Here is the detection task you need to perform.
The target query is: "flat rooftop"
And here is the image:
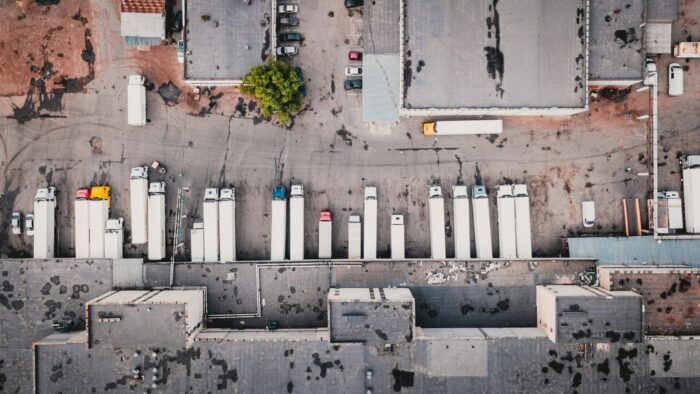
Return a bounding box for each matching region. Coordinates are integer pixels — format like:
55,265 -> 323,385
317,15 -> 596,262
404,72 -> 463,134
402,0 -> 587,114
185,0 -> 271,82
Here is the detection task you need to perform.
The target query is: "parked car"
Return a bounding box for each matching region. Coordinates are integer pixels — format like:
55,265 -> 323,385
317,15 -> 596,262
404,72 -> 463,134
345,66 -> 363,76
345,0 -> 364,8
177,40 -> 185,63
581,201 -> 596,228
276,45 -> 298,56
643,58 -> 656,86
348,51 -> 363,61
278,4 -> 298,13
25,213 -> 34,236
668,63 -> 684,96
344,79 -> 362,90
171,10 -> 183,32
279,16 -> 299,27
11,212 -> 22,235
36,0 -> 60,5
278,32 -> 302,42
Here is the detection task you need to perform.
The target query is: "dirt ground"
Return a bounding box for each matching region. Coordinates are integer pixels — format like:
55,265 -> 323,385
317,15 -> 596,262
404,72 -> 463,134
0,0 -> 94,97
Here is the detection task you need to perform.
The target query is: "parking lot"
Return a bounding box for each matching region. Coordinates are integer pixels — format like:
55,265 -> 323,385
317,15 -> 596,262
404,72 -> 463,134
1,1 -> 700,260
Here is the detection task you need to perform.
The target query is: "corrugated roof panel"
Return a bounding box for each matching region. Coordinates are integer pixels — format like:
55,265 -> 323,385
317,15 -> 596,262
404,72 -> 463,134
121,0 -> 165,14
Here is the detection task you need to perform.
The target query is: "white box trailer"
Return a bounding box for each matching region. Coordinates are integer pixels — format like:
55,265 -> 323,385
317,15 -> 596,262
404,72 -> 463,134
147,182 -> 166,261
74,197 -> 90,258
428,185 -> 446,259
348,215 -> 362,259
363,186 -> 377,259
129,166 -> 149,244
497,185 -> 517,259
190,221 -> 204,262
422,119 -> 503,136
127,75 -> 146,126
666,191 -> 684,230
682,156 -> 700,233
674,42 -> 700,58
513,184 -> 532,258
270,186 -> 287,261
289,185 -> 304,260
203,188 -> 219,262
452,185 -> 471,259
391,214 -> 405,260
471,186 -> 493,259
104,218 -> 124,259
318,211 -> 332,259
88,199 -> 109,258
33,187 -> 56,259
219,188 -> 236,262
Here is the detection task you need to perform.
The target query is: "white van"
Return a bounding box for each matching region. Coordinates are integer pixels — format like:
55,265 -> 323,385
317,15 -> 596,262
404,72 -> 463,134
668,63 -> 684,96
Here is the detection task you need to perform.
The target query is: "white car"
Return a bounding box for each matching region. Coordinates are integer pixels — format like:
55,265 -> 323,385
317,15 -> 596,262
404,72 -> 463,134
25,213 -> 34,236
668,63 -> 684,96
177,40 -> 185,64
345,66 -> 363,76
276,45 -> 298,56
581,201 -> 596,228
11,212 -> 21,235
643,58 -> 656,86
278,4 -> 298,13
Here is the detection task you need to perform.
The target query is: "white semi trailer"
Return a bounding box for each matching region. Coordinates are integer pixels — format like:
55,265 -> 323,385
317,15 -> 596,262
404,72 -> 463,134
363,186 -> 377,259
33,187 -> 56,259
129,166 -> 149,244
428,185 -> 446,259
452,185 -> 471,259
513,184 -> 532,258
203,188 -> 219,262
289,185 -> 304,260
391,214 -> 405,260
190,221 -> 204,262
682,155 -> 700,233
471,185 -> 493,259
88,199 -> 109,258
104,218 -> 124,259
74,189 -> 90,258
219,188 -> 236,262
127,75 -> 146,126
497,185 -> 517,259
348,215 -> 362,259
318,211 -> 332,259
270,186 -> 287,261
147,182 -> 166,261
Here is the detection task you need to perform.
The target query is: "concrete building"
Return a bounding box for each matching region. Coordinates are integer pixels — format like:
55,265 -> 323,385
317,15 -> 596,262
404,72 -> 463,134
536,285 -> 643,343
120,0 -> 166,47
328,287 -> 414,344
646,0 -> 678,54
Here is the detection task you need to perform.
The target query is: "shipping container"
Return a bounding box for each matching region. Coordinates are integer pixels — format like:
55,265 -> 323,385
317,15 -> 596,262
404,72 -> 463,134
203,188 -> 219,262
428,185 -> 446,259
289,185 -> 304,260
497,185 -> 517,258
190,221 -> 204,262
270,186 -> 287,261
471,185 -> 493,259
105,218 -> 124,259
128,75 -> 146,126
513,184 -> 532,258
422,120 -> 503,136
219,188 -> 236,262
88,199 -> 109,258
452,185 -> 470,259
129,166 -> 149,244
348,215 -> 362,259
74,189 -> 90,258
391,214 -> 405,259
318,211 -> 332,259
33,187 -> 56,259
363,186 -> 377,259
147,182 -> 166,261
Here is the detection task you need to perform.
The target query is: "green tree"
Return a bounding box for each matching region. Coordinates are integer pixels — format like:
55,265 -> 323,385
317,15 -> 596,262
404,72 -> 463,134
240,60 -> 304,125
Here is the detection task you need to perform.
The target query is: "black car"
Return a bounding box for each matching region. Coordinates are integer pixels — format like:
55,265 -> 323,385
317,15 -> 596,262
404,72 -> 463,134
279,16 -> 299,27
344,0 -> 364,8
344,79 -> 362,90
36,0 -> 60,4
171,10 -> 183,32
278,32 -> 302,42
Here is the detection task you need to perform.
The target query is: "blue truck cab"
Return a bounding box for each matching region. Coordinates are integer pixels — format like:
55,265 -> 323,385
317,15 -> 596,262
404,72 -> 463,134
272,186 -> 287,200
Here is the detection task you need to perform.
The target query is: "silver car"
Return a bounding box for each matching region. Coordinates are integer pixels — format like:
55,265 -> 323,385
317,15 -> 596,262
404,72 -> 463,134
276,45 -> 298,56
11,212 -> 22,235
278,4 -> 298,13
26,213 -> 34,236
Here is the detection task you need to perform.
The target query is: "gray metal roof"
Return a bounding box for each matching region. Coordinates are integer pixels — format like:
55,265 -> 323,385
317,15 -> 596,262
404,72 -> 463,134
363,0 -> 400,55
567,236 -> 700,266
402,0 -> 587,111
647,0 -> 678,21
362,54 -> 400,122
588,0 -> 645,82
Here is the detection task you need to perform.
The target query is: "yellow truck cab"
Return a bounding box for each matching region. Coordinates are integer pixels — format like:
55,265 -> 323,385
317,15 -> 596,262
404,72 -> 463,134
422,122 -> 437,136
90,186 -> 111,207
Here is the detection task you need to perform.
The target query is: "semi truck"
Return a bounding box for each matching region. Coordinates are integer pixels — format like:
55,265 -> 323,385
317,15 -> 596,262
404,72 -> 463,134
33,187 -> 56,259
513,184 -> 532,258
391,214 -> 405,259
422,120 -> 503,137
219,188 -> 236,262
147,182 -> 166,261
128,75 -> 146,126
318,211 -> 332,259
74,188 -> 90,258
428,185 -> 446,259
452,185 -> 471,259
348,215 -> 362,259
471,185 -> 493,259
673,42 -> 700,58
682,155 -> 700,233
190,221 -> 204,262
363,186 -> 377,259
270,186 -> 287,261
203,188 -> 219,262
104,218 -> 124,259
289,185 -> 304,260
497,185 -> 517,259
129,166 -> 149,244
88,199 -> 109,258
